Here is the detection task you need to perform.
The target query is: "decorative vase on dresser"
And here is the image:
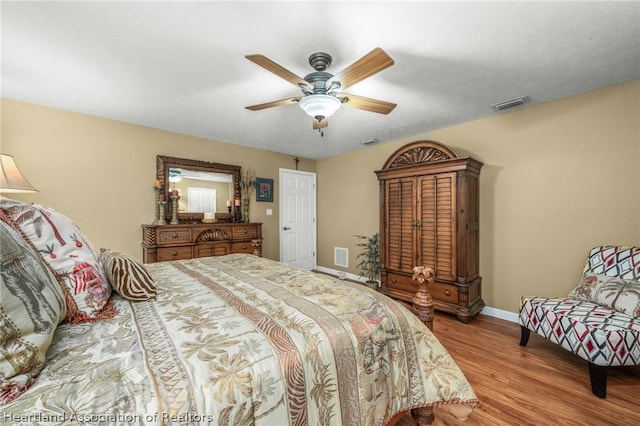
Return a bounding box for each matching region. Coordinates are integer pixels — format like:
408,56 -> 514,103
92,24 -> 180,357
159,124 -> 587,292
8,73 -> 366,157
375,140 -> 484,323
142,222 -> 262,263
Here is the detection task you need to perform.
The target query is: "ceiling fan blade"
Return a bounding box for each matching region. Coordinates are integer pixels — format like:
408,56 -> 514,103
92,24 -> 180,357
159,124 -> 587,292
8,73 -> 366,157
339,94 -> 396,114
246,54 -> 312,89
312,117 -> 328,129
327,47 -> 394,90
245,97 -> 300,111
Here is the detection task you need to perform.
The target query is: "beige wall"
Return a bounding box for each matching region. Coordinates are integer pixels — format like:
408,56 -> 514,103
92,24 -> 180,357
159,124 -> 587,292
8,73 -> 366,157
0,99 -> 316,260
3,79 -> 638,314
317,79 -> 640,313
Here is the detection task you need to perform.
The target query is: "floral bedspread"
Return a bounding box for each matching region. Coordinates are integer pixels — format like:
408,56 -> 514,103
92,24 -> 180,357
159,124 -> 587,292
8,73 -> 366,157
2,254 -> 477,425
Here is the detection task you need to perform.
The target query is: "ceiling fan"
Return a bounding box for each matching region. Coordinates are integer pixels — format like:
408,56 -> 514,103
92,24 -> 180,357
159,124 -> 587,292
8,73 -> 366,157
245,47 -> 396,133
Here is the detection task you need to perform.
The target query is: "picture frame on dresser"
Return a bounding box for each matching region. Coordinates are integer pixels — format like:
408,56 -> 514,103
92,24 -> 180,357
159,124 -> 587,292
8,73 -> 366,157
256,177 -> 273,202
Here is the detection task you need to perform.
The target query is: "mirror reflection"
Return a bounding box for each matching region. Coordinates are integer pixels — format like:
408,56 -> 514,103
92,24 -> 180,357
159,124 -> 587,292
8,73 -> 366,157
169,167 -> 234,213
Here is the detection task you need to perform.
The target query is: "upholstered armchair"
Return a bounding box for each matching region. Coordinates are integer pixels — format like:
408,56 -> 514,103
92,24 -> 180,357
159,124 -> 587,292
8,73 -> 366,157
519,246 -> 640,398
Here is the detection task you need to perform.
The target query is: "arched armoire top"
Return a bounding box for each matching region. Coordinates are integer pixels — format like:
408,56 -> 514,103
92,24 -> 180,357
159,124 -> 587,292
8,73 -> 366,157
381,140 -> 459,170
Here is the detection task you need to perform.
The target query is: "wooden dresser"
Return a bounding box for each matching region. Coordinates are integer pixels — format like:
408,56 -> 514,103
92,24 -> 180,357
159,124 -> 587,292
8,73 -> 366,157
375,140 -> 483,323
142,222 -> 262,263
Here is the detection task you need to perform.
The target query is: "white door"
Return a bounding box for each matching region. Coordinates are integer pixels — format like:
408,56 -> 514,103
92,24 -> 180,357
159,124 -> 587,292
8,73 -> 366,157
279,169 -> 316,270
188,187 -> 216,212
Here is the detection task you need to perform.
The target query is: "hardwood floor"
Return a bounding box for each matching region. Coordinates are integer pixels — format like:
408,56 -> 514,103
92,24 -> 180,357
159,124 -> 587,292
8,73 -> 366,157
397,312 -> 640,426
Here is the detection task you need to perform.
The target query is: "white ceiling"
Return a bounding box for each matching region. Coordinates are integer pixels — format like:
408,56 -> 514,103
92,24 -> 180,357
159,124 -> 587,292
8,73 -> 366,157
2,1 -> 639,160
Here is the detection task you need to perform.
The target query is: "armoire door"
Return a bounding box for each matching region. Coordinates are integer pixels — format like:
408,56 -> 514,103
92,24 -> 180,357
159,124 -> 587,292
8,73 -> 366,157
385,177 -> 417,273
417,173 -> 457,282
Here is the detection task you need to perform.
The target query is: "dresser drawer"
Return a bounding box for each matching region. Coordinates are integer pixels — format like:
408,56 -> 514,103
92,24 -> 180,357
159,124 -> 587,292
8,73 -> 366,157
231,241 -> 255,254
157,246 -> 192,261
194,243 -> 231,258
157,229 -> 192,245
232,225 -> 258,239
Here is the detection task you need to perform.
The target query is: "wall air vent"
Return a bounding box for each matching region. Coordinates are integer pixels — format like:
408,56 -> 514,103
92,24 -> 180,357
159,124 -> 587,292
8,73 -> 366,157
490,95 -> 530,111
334,247 -> 348,267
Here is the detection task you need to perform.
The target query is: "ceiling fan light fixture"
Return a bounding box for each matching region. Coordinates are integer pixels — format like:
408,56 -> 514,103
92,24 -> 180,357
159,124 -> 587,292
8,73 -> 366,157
298,94 -> 342,121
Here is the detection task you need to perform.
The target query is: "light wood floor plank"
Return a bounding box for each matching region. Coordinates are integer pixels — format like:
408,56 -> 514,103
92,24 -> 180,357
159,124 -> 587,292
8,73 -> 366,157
397,313 -> 640,425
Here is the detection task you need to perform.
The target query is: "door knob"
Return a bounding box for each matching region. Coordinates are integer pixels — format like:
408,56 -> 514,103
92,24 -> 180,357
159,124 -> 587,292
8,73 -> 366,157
283,226 -> 291,230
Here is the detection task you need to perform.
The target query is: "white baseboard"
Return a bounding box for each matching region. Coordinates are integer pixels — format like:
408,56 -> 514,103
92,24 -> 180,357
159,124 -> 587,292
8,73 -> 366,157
315,266 -> 379,286
480,306 -> 518,323
316,266 -> 518,322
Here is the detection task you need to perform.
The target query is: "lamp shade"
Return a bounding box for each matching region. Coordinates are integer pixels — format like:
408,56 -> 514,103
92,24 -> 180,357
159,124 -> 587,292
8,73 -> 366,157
298,94 -> 341,120
0,154 -> 38,193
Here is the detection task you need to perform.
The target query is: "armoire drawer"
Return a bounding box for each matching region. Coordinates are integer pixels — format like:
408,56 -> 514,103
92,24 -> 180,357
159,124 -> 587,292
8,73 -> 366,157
384,272 -> 416,294
385,273 -> 459,304
430,282 -> 458,304
157,246 -> 192,261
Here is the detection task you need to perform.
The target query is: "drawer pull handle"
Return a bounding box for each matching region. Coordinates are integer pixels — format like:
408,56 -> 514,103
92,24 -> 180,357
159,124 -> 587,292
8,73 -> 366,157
444,290 -> 451,296
243,230 -> 248,235
171,233 -> 178,238
172,251 -> 177,256
242,245 -> 247,249
391,279 -> 396,283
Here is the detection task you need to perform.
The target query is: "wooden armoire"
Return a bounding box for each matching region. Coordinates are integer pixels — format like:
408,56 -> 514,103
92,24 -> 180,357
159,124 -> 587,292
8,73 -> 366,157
375,140 -> 484,323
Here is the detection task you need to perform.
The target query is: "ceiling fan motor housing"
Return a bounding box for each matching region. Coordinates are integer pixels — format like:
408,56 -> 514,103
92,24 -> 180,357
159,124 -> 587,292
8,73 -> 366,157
304,71 -> 333,94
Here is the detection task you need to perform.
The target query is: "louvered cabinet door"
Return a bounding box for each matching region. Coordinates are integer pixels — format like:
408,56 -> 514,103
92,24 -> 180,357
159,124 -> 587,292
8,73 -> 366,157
385,178 -> 417,273
417,173 -> 456,282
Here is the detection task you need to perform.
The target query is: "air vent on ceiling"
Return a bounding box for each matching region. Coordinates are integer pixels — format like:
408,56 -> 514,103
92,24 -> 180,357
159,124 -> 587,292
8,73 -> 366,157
490,95 -> 530,111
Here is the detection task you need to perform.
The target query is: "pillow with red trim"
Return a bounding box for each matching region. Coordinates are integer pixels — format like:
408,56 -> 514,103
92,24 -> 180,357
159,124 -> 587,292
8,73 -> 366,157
0,198 -> 115,323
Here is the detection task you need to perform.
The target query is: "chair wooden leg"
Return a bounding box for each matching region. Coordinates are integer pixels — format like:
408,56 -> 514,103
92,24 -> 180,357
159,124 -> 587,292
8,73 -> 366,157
587,363 -> 607,398
519,326 -> 530,346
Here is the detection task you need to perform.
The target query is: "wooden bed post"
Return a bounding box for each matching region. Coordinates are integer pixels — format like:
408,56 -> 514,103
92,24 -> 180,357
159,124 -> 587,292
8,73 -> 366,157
412,266 -> 435,331
411,407 -> 435,425
410,266 -> 436,425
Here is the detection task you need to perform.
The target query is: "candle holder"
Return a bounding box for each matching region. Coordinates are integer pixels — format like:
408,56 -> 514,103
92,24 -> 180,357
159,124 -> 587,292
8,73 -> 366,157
157,201 -> 167,225
152,185 -> 162,224
170,195 -> 180,225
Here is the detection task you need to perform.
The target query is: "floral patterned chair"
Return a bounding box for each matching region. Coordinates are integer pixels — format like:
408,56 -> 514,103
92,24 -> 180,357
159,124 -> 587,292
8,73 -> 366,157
519,246 -> 640,398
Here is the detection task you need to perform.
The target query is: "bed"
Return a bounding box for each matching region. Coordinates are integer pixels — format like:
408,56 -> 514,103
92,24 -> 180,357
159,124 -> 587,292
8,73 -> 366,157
0,199 -> 477,425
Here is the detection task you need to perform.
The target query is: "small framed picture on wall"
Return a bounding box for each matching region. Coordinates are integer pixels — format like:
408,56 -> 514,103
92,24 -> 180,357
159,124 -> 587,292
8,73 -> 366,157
256,177 -> 273,202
